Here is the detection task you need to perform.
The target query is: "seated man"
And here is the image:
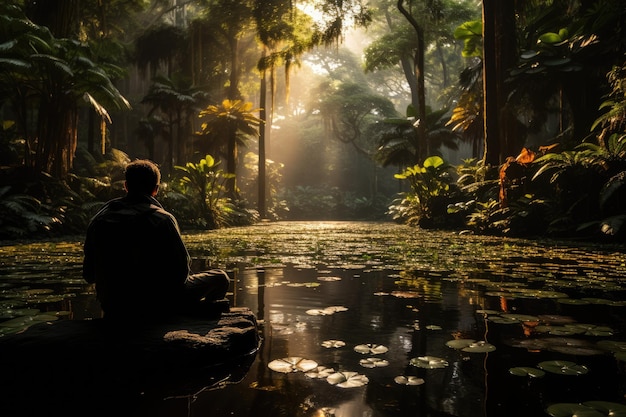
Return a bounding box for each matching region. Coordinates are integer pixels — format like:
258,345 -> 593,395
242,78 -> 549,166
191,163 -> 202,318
82,159 -> 230,321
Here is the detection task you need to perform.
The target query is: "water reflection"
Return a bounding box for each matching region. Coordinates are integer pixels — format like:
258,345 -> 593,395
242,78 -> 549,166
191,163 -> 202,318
1,221 -> 626,417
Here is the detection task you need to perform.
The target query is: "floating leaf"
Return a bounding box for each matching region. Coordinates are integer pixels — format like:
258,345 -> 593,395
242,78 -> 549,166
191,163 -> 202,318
538,315 -> 576,325
354,344 -> 388,355
394,375 -> 425,386
445,339 -> 475,349
268,357 -> 319,373
317,276 -> 341,282
597,340 -> 626,353
551,345 -> 604,356
289,282 -> 320,288
488,316 -> 520,325
326,371 -> 369,388
306,306 -> 348,316
534,325 -> 581,336
32,314 -> 59,322
359,357 -> 389,368
305,366 -> 336,379
584,327 -> 614,337
537,360 -> 589,375
509,367 -> 545,378
321,340 -> 346,348
391,291 -> 420,299
410,356 -> 449,369
462,341 -> 496,353
546,403 -> 604,417
582,401 -> 626,416
0,316 -> 36,328
500,313 -> 540,322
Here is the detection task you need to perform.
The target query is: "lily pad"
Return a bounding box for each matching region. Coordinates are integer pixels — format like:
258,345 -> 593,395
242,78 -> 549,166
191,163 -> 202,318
306,306 -> 348,316
445,339 -> 475,349
317,276 -> 342,282
509,367 -> 545,378
391,291 -> 420,299
597,340 -> 626,353
409,356 -> 449,369
546,403 -> 604,417
488,316 -> 520,325
582,401 -> 626,416
537,360 -> 589,375
321,340 -> 346,349
500,313 -> 540,322
326,371 -> 369,388
287,282 -> 320,288
584,327 -> 614,337
462,341 -> 496,353
354,344 -> 388,355
305,366 -> 336,379
394,375 -> 425,386
534,325 -> 581,336
538,315 -> 576,325
268,357 -> 319,373
359,357 -> 389,368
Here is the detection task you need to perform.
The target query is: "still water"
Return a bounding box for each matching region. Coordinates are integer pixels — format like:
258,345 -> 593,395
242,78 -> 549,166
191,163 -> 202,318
2,221 -> 626,417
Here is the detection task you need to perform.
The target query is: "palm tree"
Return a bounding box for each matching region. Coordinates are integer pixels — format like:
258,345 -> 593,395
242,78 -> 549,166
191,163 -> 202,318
197,99 -> 261,197
0,5 -> 130,179
141,73 -> 209,173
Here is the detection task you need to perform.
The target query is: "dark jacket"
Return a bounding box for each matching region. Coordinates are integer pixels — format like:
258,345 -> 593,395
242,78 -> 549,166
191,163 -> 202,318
83,193 -> 190,319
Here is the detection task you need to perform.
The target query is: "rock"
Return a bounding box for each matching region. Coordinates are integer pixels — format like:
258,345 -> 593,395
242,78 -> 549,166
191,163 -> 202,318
0,307 -> 260,417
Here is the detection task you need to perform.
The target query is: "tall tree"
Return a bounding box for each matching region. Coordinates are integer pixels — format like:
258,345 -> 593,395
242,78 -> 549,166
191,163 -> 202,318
252,0 -> 372,217
197,99 -> 261,197
254,0 -> 314,218
141,73 -> 209,174
481,0 -> 516,166
0,4 -> 130,179
396,0 -> 427,161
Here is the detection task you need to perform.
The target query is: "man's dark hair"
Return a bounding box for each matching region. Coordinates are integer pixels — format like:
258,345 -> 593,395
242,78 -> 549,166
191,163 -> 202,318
125,159 -> 161,195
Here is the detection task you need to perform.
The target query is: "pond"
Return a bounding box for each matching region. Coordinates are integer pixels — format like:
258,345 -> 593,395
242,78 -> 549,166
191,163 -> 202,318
1,221 -> 626,417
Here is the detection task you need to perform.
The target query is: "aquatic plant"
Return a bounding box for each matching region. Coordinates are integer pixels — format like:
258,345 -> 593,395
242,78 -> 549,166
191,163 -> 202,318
268,357 -> 318,373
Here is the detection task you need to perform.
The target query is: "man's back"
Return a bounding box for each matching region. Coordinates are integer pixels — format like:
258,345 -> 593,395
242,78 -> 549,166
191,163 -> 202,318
83,194 -> 190,319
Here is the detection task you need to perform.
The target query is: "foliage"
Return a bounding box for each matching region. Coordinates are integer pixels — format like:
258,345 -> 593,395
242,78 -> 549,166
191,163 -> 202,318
391,155 -> 459,227
196,99 -> 262,197
312,80 -> 399,157
592,60 -> 626,140
172,154 -> 256,229
0,4 -> 130,178
141,73 -> 210,172
375,105 -> 460,168
0,147 -> 129,239
278,185 -> 388,221
239,151 -> 289,221
0,184 -> 61,239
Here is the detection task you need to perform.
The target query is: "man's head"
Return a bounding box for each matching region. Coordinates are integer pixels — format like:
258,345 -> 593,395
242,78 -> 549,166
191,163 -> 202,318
124,159 -> 161,196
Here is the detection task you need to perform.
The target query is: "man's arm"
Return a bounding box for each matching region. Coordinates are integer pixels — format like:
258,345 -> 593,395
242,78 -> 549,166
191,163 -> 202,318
162,213 -> 191,283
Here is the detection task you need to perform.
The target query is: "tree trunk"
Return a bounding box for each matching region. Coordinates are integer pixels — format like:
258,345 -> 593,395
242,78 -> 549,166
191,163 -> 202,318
226,124 -> 238,198
397,0 -> 427,162
482,0 -> 517,166
258,62 -> 267,219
